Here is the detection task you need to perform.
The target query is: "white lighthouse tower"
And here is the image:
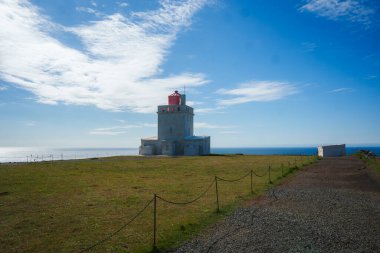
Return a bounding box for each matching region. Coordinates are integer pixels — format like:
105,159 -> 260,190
139,91 -> 210,156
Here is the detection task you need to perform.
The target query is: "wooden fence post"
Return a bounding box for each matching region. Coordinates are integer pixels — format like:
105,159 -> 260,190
250,170 -> 253,193
153,194 -> 157,248
268,165 -> 272,184
215,176 -> 220,212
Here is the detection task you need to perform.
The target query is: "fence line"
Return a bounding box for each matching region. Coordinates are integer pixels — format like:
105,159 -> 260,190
78,197 -> 154,253
251,170 -> 268,177
78,156 -> 316,252
216,171 -> 251,182
156,180 -> 215,205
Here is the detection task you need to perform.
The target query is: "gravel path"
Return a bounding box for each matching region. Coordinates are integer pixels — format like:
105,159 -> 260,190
175,157 -> 380,253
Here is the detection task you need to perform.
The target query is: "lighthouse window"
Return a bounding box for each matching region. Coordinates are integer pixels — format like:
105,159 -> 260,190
169,127 -> 173,135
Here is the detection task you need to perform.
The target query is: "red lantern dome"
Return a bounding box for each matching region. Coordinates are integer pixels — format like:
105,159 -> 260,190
168,90 -> 181,105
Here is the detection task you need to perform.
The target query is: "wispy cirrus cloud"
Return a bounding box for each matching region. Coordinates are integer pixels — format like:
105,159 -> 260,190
301,42 -> 318,52
219,130 -> 239,134
75,6 -> 103,17
329,87 -> 355,93
89,130 -> 128,136
117,2 -> 129,8
0,86 -> 7,91
196,106 -> 225,114
89,122 -> 156,135
194,122 -> 235,129
299,0 -> 375,25
0,0 -> 208,113
216,81 -> 298,106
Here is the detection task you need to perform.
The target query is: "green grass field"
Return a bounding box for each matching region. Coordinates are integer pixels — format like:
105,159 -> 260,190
366,157 -> 380,173
355,151 -> 380,173
0,155 -> 315,253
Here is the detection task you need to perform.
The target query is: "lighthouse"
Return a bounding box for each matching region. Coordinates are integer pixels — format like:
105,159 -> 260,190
139,91 -> 210,156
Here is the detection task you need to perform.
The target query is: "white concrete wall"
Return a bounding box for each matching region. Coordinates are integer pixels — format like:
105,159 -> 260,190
184,137 -> 210,156
318,144 -> 346,157
139,99 -> 210,156
161,140 -> 175,155
139,139 -> 159,155
157,105 -> 194,141
184,143 -> 198,156
139,145 -> 154,155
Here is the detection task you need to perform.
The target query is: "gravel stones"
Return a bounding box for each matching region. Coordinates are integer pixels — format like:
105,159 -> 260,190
175,157 -> 380,253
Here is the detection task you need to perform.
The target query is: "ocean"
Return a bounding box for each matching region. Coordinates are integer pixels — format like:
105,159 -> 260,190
212,147 -> 380,156
0,147 -> 137,163
0,146 -> 379,163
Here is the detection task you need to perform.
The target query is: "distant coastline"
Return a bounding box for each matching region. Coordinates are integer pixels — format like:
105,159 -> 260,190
0,146 -> 379,163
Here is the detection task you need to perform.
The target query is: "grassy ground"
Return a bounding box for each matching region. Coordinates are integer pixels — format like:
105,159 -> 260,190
366,157 -> 380,173
354,152 -> 380,173
0,155 -> 315,253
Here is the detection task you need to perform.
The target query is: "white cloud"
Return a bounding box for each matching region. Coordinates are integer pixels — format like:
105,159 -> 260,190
0,0 -> 208,113
195,107 -> 214,113
194,122 -> 235,129
88,122 -> 155,135
89,130 -> 128,135
0,86 -> 7,91
299,0 -> 375,25
186,100 -> 204,106
329,87 -> 355,93
217,81 -> 298,106
141,123 -> 157,127
196,106 -> 225,114
219,130 -> 239,134
75,6 -> 102,17
118,2 -> 129,8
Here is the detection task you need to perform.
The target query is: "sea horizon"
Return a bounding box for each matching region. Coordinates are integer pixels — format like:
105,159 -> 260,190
0,146 -> 379,163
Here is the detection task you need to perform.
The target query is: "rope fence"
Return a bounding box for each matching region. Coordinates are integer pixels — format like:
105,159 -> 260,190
251,170 -> 268,178
156,180 -> 215,205
77,156 -> 316,252
216,171 -> 251,182
78,197 -> 155,253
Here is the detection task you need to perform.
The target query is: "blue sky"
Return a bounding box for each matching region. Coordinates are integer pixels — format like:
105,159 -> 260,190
0,0 -> 379,148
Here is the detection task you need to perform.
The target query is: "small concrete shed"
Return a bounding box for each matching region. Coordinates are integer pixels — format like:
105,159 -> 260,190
318,144 -> 346,157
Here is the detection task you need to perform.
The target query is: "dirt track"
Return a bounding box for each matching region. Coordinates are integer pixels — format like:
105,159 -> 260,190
175,157 -> 380,252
